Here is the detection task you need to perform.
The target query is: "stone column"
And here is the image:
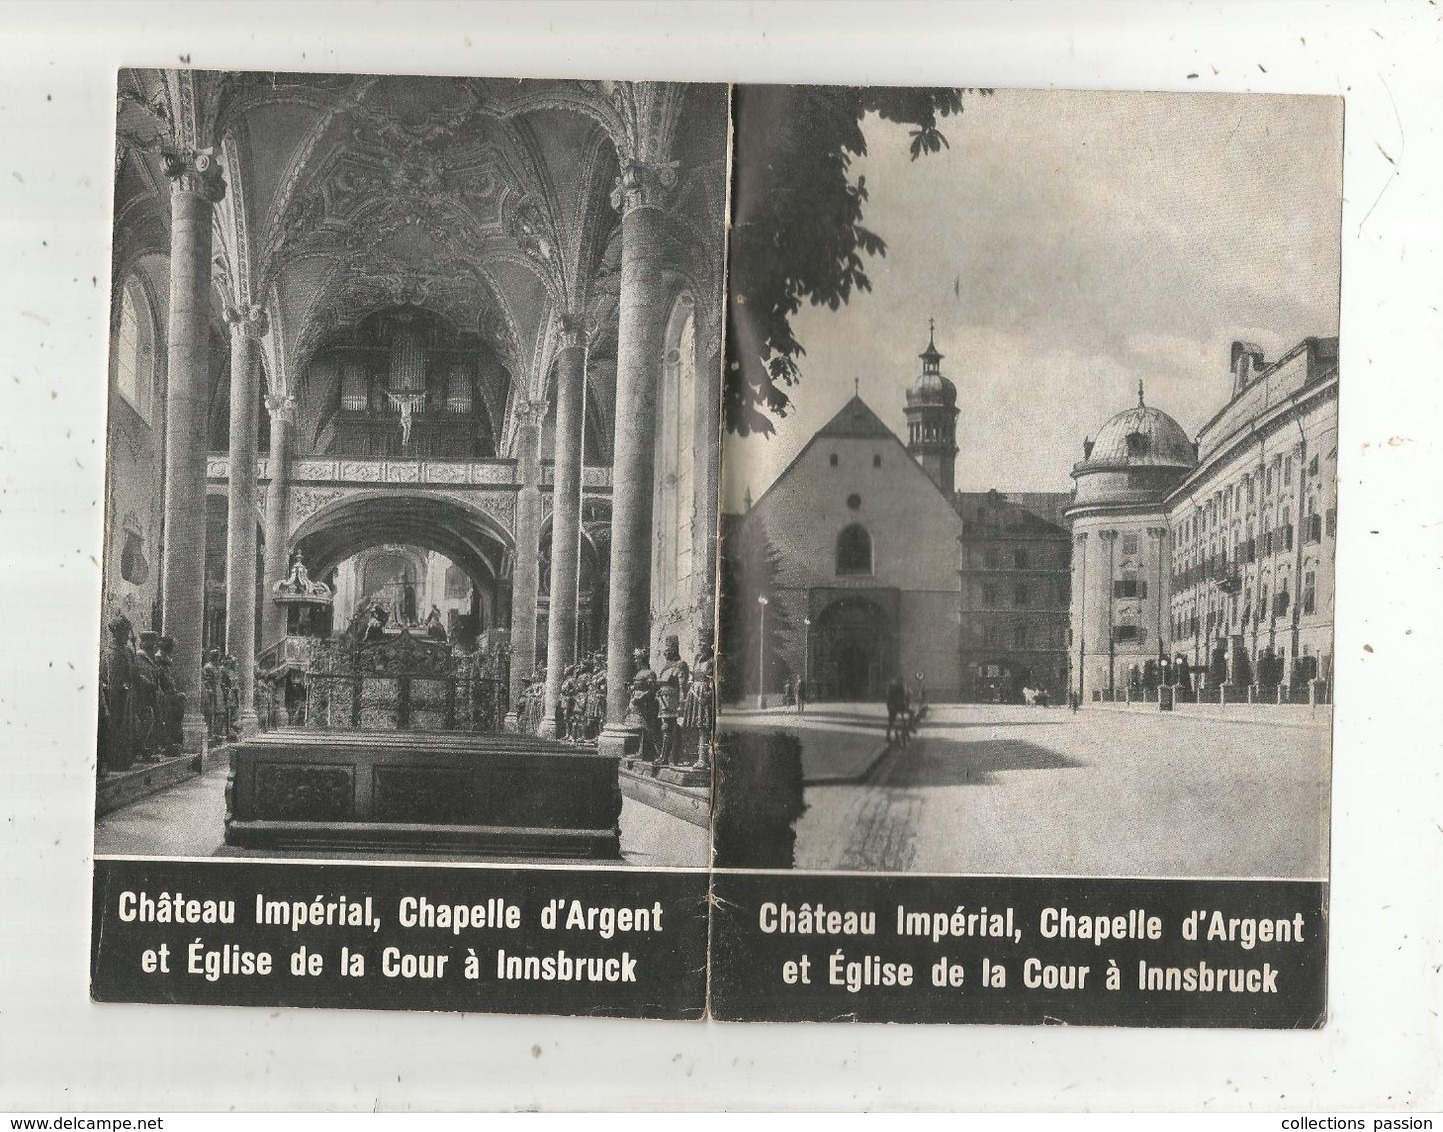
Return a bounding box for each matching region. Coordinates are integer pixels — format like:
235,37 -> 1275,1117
223,305 -> 267,735
1073,531 -> 1088,703
260,393 -> 296,649
540,324 -> 586,737
158,152 -> 225,753
601,160 -> 674,743
1099,529 -> 1117,697
504,398 -> 547,729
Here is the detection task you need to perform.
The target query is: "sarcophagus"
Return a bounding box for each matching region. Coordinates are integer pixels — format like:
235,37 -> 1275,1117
225,730 -> 621,858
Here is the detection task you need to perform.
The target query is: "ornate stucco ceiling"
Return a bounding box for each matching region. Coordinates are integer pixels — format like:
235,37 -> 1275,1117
111,70 -> 728,459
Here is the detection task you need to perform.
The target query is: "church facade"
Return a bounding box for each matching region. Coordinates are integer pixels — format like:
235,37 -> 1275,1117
728,331 -> 1071,704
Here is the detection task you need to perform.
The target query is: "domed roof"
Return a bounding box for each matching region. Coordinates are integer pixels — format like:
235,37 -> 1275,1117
906,323 -> 958,408
1082,383 -> 1196,470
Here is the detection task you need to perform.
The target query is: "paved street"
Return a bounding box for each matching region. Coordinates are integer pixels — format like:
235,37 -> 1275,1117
747,702 -> 1331,878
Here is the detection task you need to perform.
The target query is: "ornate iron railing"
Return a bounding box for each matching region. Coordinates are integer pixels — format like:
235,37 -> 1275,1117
301,631 -> 508,733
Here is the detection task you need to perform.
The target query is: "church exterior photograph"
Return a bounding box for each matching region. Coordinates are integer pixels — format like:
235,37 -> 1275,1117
717,85 -> 1340,883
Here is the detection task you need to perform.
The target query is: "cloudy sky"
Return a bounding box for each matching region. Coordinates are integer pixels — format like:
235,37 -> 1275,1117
721,87 -> 1343,510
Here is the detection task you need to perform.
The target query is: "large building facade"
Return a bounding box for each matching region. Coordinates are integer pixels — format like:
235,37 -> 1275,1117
956,491 -> 1071,703
104,70 -> 728,748
1067,337 -> 1339,700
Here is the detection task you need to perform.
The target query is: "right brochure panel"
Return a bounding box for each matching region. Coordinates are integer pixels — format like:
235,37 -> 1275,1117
709,85 -> 1342,1026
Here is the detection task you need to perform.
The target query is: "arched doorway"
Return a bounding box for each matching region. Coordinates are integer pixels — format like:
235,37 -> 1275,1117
288,492 -> 513,649
812,596 -> 894,702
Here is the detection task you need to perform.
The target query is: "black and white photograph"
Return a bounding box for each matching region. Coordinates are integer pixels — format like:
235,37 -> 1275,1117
4,0 -> 1440,1111
708,84 -> 1340,1025
95,69 -> 726,864
717,85 -> 1339,881
88,68 -> 727,1018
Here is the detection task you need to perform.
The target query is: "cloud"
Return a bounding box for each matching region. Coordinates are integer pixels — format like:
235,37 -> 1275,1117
723,87 -> 1342,506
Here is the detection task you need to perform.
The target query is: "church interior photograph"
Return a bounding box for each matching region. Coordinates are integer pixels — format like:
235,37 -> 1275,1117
96,70 -> 727,864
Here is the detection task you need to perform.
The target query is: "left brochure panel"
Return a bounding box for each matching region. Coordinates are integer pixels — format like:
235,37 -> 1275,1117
91,69 -> 727,1018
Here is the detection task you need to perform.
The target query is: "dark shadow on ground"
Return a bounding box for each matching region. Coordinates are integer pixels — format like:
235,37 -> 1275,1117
884,737 -> 1085,787
720,711 -> 888,730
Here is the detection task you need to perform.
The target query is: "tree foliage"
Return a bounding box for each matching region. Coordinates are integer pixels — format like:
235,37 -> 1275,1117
724,84 -> 976,437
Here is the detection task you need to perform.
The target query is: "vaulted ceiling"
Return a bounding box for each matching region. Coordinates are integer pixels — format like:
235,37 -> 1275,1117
112,70 -> 728,459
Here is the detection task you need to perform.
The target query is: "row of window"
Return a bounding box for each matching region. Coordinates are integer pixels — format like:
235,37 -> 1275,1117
979,581 -> 1068,608
1170,571 -> 1321,639
1176,452 -> 1328,548
975,547 -> 1064,571
828,453 -> 884,468
974,623 -> 1066,650
1174,513 -> 1333,587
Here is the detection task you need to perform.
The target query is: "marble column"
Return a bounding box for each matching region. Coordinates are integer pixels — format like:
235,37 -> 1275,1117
602,160 -> 673,739
158,152 -> 225,753
260,393 -> 295,649
223,305 -> 267,735
540,324 -> 586,737
505,398 -> 547,729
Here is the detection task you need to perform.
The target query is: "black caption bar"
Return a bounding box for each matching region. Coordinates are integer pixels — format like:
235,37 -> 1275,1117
91,860 -> 709,1019
709,872 -> 1327,1027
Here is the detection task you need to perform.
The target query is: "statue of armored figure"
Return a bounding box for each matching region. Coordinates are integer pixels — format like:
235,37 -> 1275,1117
523,667 -> 546,734
99,614 -> 135,773
655,635 -> 690,766
156,635 -> 184,755
625,647 -> 660,761
586,653 -> 607,741
131,631 -> 161,763
202,649 -> 224,742
682,635 -> 715,770
558,664 -> 579,741
568,664 -> 591,743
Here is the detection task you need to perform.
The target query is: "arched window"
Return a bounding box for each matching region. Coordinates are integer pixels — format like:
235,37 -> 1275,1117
653,297 -> 698,607
114,277 -> 153,420
836,524 -> 873,576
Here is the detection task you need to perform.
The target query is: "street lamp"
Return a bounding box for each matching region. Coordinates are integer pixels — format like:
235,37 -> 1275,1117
757,595 -> 769,710
802,616 -> 812,707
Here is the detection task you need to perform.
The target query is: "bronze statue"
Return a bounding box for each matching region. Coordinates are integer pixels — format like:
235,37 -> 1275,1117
586,653 -> 607,740
156,635 -> 183,754
131,631 -> 161,762
625,647 -> 659,760
202,648 -> 224,742
655,635 -> 690,766
98,614 -> 135,772
683,636 -> 715,769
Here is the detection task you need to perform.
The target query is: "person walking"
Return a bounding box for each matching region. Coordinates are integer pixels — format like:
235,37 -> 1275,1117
885,675 -> 910,747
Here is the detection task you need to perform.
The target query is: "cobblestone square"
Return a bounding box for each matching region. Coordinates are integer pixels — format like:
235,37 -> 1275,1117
753,703 -> 1331,878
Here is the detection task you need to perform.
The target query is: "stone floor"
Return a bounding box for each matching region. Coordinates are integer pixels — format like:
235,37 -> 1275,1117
94,760 -> 710,867
773,702 -> 1331,878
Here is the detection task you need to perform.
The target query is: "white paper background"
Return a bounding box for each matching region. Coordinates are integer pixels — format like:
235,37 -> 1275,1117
0,0 -> 1438,1112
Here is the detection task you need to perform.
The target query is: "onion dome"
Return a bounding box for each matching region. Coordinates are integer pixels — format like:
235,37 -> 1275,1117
906,320 -> 958,408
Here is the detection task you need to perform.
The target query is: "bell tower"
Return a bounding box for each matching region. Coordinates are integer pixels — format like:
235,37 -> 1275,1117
905,320 -> 960,495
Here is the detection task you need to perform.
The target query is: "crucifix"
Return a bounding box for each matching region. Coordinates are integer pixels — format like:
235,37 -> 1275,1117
385,391 -> 427,446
